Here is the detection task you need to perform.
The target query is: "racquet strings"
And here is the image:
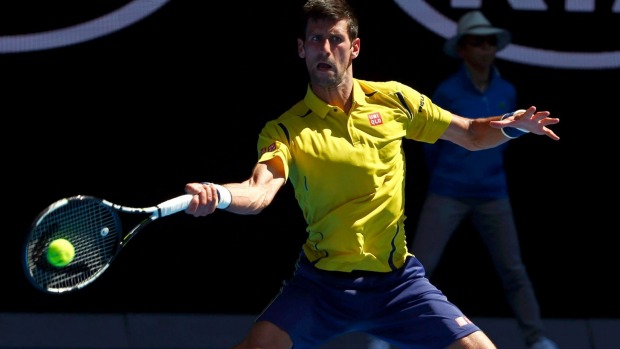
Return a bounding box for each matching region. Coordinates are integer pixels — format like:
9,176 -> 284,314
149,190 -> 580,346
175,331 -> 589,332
24,196 -> 122,293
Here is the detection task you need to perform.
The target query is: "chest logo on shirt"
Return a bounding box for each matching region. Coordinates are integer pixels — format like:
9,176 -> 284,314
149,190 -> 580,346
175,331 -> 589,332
368,112 -> 383,126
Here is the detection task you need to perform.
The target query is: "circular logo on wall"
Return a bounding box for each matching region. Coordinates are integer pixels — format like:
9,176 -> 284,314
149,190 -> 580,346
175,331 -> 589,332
0,0 -> 170,54
393,0 -> 620,70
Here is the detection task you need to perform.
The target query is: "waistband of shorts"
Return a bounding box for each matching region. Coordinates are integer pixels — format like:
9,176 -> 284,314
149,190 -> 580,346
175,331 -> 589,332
300,254 -> 404,279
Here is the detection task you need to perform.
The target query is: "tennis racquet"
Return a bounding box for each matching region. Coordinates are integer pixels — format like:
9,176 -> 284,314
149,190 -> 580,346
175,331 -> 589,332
22,194 -> 193,294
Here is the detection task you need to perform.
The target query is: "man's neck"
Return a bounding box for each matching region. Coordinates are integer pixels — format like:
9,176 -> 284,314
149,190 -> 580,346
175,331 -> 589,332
311,72 -> 355,113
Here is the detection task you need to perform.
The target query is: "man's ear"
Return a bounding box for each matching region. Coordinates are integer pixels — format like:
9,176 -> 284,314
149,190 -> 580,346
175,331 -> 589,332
298,39 -> 305,58
351,37 -> 360,59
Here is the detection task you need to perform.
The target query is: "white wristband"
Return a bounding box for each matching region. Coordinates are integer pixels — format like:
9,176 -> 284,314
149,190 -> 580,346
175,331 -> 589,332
202,182 -> 232,209
500,111 -> 530,139
212,184 -> 232,209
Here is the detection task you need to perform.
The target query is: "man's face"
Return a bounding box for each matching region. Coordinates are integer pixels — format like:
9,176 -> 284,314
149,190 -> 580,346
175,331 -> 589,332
458,34 -> 498,68
298,18 -> 359,88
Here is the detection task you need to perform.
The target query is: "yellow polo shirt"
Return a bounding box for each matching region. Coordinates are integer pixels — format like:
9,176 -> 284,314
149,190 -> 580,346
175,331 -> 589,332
257,79 -> 451,273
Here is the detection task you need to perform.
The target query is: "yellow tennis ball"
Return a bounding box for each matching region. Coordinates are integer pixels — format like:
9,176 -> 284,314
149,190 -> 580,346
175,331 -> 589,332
47,238 -> 75,267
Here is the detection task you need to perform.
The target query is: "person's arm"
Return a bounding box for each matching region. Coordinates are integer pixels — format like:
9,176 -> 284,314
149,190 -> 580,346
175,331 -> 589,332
441,105 -> 560,150
183,157 -> 286,217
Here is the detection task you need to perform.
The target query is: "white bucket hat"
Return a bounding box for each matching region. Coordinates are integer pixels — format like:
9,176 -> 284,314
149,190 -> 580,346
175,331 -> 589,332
443,11 -> 511,58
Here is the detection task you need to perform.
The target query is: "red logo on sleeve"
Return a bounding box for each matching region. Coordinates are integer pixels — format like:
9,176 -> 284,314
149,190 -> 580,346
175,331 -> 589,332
368,113 -> 383,126
261,142 -> 277,154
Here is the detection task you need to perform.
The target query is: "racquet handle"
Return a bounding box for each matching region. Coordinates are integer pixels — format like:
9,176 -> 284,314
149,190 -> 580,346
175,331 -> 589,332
155,194 -> 193,217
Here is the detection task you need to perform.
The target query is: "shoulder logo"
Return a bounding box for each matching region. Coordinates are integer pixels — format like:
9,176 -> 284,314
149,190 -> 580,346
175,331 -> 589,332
261,142 -> 277,154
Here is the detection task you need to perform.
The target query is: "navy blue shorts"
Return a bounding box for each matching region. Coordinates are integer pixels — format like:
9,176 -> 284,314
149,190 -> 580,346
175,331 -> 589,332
257,254 -> 480,349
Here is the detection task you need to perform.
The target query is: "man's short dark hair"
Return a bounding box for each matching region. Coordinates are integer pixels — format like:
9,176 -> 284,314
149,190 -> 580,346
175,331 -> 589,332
299,0 -> 359,41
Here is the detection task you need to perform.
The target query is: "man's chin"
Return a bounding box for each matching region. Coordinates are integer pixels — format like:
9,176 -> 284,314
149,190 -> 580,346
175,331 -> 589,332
311,75 -> 340,88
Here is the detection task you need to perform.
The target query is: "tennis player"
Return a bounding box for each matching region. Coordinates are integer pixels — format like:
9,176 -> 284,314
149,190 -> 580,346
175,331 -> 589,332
184,0 -> 560,348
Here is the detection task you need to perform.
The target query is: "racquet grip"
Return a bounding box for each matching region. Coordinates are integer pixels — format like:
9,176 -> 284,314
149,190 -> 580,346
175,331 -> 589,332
156,194 -> 193,217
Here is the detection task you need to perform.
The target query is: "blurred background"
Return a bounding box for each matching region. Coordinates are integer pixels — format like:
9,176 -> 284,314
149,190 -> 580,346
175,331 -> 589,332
3,0 -> 619,323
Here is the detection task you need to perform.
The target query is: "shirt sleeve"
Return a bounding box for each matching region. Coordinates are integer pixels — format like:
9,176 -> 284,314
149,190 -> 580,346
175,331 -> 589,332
398,83 -> 452,143
257,120 -> 291,181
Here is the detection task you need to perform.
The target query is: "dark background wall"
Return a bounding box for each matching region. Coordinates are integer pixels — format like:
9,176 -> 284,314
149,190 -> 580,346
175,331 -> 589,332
4,1 -> 619,320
